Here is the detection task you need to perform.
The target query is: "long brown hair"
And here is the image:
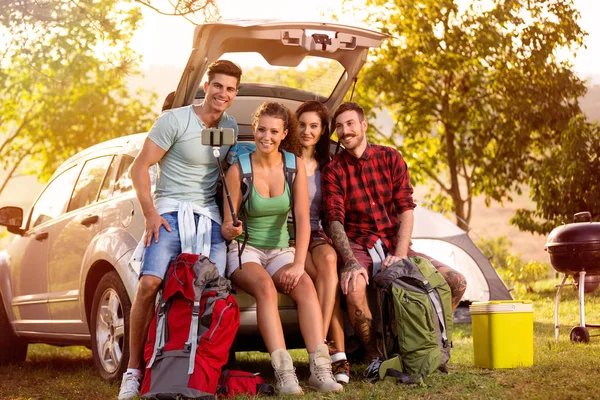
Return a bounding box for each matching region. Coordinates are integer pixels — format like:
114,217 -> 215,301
252,102 -> 302,156
295,101 -> 331,170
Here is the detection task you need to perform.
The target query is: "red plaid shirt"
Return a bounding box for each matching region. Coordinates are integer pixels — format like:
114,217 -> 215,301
322,143 -> 416,252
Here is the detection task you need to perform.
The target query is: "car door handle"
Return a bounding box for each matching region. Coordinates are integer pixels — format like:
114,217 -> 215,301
80,215 -> 99,226
35,232 -> 49,241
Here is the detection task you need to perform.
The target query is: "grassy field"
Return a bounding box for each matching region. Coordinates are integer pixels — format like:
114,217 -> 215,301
1,279 -> 599,400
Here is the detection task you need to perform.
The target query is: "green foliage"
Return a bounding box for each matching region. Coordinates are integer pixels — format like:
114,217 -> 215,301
0,0 -> 156,185
477,235 -> 549,294
350,0 -> 587,230
511,115 -> 600,234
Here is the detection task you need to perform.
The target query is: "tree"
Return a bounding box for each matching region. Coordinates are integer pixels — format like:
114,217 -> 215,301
134,0 -> 219,23
511,116 -> 600,234
352,0 -> 587,230
0,0 -> 156,190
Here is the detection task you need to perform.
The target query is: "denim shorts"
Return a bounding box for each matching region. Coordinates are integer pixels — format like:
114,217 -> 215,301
140,212 -> 226,279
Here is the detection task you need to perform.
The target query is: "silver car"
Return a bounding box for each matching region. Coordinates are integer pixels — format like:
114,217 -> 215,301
0,20 -> 387,380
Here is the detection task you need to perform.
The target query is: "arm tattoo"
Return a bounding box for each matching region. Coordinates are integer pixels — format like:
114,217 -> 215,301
395,220 -> 402,252
327,221 -> 356,266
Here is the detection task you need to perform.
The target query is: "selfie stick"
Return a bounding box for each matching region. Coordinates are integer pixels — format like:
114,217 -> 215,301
213,147 -> 241,227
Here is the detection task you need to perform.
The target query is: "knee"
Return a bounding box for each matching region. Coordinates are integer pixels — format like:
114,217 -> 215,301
296,273 -> 317,292
441,267 -> 467,298
323,252 -> 337,268
137,276 -> 162,300
291,274 -> 318,300
316,253 -> 338,281
254,278 -> 278,302
345,282 -> 367,307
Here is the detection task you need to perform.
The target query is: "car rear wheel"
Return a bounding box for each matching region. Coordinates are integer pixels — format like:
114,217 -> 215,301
0,294 -> 28,364
90,271 -> 131,380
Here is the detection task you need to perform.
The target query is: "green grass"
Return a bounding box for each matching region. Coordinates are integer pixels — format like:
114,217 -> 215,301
2,278 -> 600,399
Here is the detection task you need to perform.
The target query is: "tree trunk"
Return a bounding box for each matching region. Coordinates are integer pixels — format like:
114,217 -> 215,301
441,72 -> 468,231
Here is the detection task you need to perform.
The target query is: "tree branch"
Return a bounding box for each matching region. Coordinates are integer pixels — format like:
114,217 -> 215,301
0,104 -> 37,154
134,0 -> 218,17
0,147 -> 33,197
422,165 -> 452,195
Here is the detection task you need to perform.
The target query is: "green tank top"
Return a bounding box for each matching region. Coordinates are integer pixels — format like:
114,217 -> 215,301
237,181 -> 291,249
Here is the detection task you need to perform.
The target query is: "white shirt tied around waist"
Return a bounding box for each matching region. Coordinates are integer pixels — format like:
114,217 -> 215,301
129,198 -> 213,271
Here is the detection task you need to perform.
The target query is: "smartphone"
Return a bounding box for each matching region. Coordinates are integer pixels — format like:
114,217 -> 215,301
201,128 -> 235,146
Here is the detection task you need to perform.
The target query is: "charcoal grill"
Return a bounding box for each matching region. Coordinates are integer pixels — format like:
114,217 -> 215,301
546,211 -> 600,344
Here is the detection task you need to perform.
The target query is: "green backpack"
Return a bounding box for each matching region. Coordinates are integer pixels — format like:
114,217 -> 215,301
373,255 -> 453,379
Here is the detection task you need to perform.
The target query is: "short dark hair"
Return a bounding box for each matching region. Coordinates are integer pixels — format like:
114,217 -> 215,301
295,101 -> 331,169
332,102 -> 365,124
207,60 -> 242,87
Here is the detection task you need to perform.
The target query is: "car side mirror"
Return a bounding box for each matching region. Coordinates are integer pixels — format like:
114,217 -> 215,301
0,206 -> 24,235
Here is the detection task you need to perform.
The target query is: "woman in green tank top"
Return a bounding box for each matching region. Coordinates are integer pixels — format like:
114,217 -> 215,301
221,102 -> 342,394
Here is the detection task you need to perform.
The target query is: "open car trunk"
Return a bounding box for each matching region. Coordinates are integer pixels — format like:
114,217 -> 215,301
171,20 -> 389,140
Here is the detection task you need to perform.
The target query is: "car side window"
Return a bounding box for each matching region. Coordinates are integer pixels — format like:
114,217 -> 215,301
113,155 -> 135,195
67,156 -> 113,213
98,156 -> 117,201
30,166 -> 79,228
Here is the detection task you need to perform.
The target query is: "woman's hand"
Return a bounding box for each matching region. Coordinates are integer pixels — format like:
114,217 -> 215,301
279,262 -> 304,293
221,220 -> 243,241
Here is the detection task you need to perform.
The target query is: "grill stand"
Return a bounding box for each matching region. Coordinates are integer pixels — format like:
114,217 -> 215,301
554,271 -> 600,344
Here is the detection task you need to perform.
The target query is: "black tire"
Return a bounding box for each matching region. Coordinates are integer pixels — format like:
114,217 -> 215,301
570,326 -> 591,344
0,293 -> 28,364
90,271 -> 131,380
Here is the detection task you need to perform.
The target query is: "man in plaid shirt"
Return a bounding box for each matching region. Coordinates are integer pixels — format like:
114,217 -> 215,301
322,102 -> 467,379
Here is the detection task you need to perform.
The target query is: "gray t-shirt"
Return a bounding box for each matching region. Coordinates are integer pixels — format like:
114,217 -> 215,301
147,105 -> 238,223
307,170 -> 322,231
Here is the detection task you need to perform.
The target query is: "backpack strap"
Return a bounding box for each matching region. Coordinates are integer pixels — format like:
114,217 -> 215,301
281,150 -> 297,240
236,153 -> 253,268
423,280 -> 449,346
183,300 -> 201,374
147,291 -> 168,369
238,153 -> 254,213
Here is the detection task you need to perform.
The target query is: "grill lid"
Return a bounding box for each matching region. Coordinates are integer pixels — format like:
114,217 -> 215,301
546,212 -> 600,248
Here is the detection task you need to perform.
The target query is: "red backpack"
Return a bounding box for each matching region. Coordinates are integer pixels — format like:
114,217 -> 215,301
140,253 -> 240,399
217,370 -> 275,398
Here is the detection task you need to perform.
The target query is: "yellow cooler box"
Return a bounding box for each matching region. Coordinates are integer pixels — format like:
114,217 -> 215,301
469,300 -> 533,369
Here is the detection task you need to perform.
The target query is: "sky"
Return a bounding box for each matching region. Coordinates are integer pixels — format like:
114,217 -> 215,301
131,0 -> 600,77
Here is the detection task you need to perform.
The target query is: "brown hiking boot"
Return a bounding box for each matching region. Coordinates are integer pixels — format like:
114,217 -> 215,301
327,341 -> 351,384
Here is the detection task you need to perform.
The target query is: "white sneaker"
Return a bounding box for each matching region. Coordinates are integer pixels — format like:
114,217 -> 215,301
118,371 -> 141,400
271,349 -> 303,395
308,344 -> 344,393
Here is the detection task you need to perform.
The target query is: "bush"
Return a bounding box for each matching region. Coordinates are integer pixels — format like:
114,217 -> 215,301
476,236 -> 550,293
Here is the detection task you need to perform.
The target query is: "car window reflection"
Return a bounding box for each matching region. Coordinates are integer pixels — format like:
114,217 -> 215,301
30,166 -> 79,228
68,156 -> 112,212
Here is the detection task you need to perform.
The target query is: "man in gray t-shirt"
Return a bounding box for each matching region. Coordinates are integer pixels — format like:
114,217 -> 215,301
118,60 -> 242,400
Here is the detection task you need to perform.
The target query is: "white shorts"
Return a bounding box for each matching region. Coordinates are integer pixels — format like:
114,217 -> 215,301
226,240 -> 295,277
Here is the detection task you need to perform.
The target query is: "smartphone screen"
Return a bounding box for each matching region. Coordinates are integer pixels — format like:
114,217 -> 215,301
201,128 -> 235,146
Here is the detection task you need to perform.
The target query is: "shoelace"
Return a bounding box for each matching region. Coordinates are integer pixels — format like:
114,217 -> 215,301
275,367 -> 299,387
363,358 -> 382,377
314,361 -> 336,382
120,374 -> 140,394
